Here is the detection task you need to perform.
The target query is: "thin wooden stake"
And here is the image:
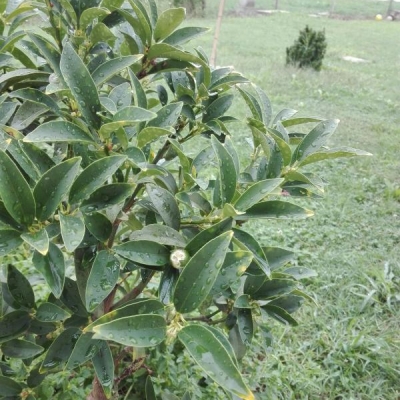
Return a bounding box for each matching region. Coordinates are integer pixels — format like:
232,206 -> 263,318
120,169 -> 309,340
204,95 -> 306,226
211,0 -> 226,68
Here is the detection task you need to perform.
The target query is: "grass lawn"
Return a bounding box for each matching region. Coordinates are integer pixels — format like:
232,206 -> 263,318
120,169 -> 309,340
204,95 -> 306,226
175,6 -> 400,400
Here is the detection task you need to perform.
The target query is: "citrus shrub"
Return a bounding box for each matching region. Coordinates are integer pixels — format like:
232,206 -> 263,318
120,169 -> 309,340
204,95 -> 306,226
0,1 -> 370,399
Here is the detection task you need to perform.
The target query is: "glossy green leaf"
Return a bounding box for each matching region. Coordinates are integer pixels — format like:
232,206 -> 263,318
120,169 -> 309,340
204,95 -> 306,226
21,228 -> 49,255
85,298 -> 164,332
34,157 -> 81,221
235,201 -> 314,221
292,119 -> 340,163
281,116 -> 322,127
114,106 -> 155,122
7,264 -> 35,309
163,26 -> 209,46
115,240 -> 169,266
65,332 -> 101,369
261,304 -> 298,326
129,69 -> 147,108
154,7 -> 185,42
269,294 -> 304,314
1,339 -> 43,359
24,121 -> 95,144
59,214 -> 85,252
179,325 -> 254,400
234,178 -> 283,211
0,229 -> 23,256
203,94 -> 234,123
137,127 -> 173,148
69,155 -> 127,204
0,376 -> 23,396
0,310 -> 31,344
173,231 -> 233,313
92,55 -> 143,86
0,69 -> 49,88
92,341 -> 114,397
211,136 -> 237,207
159,266 -> 179,305
147,102 -> 183,128
92,314 -> 166,347
9,88 -> 61,115
148,43 -> 204,66
36,302 -> 70,322
298,147 -> 372,167
238,87 -> 262,121
60,42 -> 101,129
283,267 -> 318,280
0,102 -> 17,124
209,73 -> 249,91
211,251 -> 253,295
80,183 -> 134,213
11,101 -> 48,131
0,149 -> 35,225
185,218 -> 232,256
80,7 -> 110,28
129,224 -> 186,247
40,327 -> 81,372
146,184 -> 180,230
89,22 -> 116,46
60,278 -> 88,317
85,251 -> 120,311
266,128 -> 292,166
127,0 -> 152,45
248,278 -> 295,300
32,242 -> 65,298
263,247 -> 295,270
83,212 -> 112,242
109,82 -> 131,110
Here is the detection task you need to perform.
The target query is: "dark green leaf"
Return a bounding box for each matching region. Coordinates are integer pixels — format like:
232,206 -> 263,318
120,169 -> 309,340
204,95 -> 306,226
129,68 -> 147,108
292,119 -> 339,163
80,7 -> 110,28
60,278 -> 88,317
248,278 -> 295,300
0,149 -> 35,225
83,212 -> 112,242
263,247 -> 295,270
18,142 -> 55,175
34,157 -> 81,221
147,102 -> 183,128
0,229 -> 23,257
40,327 -> 81,372
173,231 -> 233,313
92,341 -> 114,397
129,224 -> 186,247
60,42 -> 101,129
85,251 -> 120,311
65,332 -> 101,369
147,43 -> 204,66
146,184 -> 180,230
0,310 -> 31,344
109,82 -> 131,110
36,302 -> 70,322
154,7 -> 186,42
93,314 -> 166,347
159,266 -> 179,305
0,376 -> 23,396
137,127 -> 173,148
179,325 -> 254,400
163,27 -> 209,47
281,117 -> 322,127
80,183 -> 134,213
269,294 -> 304,314
7,264 -> 35,309
203,94 -> 234,123
185,218 -> 232,256
146,376 -> 157,400
115,240 -> 169,266
235,201 -> 313,221
261,304 -> 298,326
1,339 -> 43,359
32,242 -> 65,298
69,155 -> 127,204
92,55 -> 142,86
24,121 -> 95,144
211,136 -> 237,207
283,267 -> 318,280
0,69 -> 49,89
234,178 -> 283,211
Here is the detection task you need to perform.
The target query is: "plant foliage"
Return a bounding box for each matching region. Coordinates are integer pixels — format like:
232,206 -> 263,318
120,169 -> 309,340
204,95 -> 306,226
286,25 -> 327,71
0,1 -> 369,399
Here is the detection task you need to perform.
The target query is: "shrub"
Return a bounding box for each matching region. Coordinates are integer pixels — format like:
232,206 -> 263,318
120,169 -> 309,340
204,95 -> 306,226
0,1 -> 369,399
286,25 -> 327,71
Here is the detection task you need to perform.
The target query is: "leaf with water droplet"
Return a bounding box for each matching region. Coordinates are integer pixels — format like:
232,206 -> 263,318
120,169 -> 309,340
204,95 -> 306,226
0,310 -> 31,344
34,157 -> 81,221
163,26 -> 209,47
40,327 -> 81,372
92,341 -> 114,397
85,250 -> 120,312
0,229 -> 23,257
0,149 -> 35,226
1,339 -> 44,359
59,214 -> 85,252
115,240 -> 169,267
65,332 -> 101,370
179,324 -> 254,400
129,224 -> 186,248
7,264 -> 35,309
21,228 -> 49,255
92,314 -> 166,347
154,7 -> 186,42
173,231 -> 233,313
36,302 -> 70,322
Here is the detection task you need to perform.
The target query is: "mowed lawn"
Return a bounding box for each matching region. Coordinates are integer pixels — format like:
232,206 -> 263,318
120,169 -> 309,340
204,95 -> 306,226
180,8 -> 400,400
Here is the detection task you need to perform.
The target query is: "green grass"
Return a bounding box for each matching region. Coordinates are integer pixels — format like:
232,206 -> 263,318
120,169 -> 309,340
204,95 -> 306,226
177,10 -> 400,400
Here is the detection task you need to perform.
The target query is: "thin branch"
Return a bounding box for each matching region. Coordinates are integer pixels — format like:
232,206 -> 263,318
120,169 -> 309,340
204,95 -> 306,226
211,0 -> 226,67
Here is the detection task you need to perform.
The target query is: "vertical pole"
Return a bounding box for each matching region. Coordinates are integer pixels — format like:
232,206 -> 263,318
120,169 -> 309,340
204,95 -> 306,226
275,0 -> 279,10
210,0 -> 226,68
